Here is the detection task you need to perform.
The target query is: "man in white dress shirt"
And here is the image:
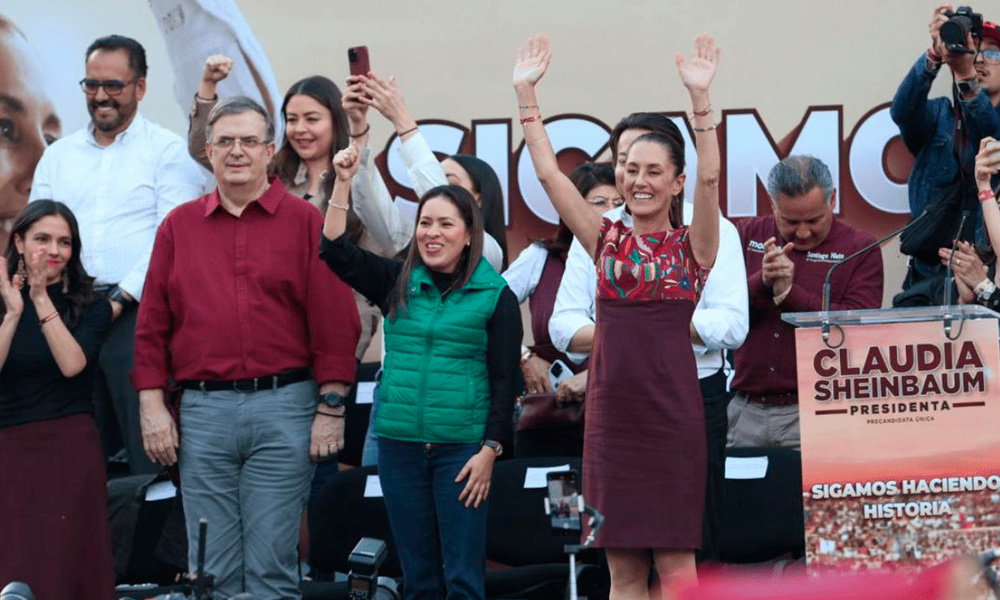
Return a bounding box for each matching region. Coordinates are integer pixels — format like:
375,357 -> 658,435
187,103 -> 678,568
30,34 -> 204,474
548,113 -> 749,561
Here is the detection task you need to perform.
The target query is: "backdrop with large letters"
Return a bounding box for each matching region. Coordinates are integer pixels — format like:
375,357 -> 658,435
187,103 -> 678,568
5,0 -> 968,304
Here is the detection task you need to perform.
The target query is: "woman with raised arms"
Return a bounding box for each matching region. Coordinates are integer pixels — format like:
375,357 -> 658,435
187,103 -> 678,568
513,33 -> 722,598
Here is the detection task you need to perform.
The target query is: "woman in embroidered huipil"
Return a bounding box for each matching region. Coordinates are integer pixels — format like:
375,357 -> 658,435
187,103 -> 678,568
514,33 -> 723,597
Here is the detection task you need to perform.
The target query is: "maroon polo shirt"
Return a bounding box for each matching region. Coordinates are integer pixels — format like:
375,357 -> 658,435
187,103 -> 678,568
731,216 -> 884,397
132,177 -> 360,390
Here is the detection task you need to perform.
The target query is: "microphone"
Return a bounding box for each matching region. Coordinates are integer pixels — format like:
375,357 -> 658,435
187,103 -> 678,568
821,209 -> 930,341
943,210 -> 970,337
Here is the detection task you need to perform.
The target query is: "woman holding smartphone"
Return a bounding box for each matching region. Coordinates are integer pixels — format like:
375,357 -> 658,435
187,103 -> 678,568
321,142 -> 520,600
514,33 -> 722,597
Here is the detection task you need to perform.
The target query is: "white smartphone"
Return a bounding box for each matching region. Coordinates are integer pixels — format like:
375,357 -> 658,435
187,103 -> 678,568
548,359 -> 572,391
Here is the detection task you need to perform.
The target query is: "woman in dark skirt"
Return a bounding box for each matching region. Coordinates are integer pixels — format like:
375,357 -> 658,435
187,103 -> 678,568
515,33 -> 722,598
0,201 -> 114,600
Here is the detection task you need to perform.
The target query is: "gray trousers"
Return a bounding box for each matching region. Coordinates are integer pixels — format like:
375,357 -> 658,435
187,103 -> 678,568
179,380 -> 316,600
725,392 -> 801,451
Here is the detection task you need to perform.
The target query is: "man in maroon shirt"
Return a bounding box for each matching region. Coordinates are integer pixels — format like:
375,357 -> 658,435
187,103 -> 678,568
728,155 -> 883,450
131,96 -> 360,599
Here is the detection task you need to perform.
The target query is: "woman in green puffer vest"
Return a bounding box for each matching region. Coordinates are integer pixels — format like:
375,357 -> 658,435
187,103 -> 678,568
320,144 -> 522,600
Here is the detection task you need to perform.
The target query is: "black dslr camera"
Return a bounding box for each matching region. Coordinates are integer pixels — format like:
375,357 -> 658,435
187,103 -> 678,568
941,6 -> 985,54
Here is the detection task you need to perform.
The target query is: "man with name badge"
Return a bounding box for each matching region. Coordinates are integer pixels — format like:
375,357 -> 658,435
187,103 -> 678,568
728,155 -> 884,450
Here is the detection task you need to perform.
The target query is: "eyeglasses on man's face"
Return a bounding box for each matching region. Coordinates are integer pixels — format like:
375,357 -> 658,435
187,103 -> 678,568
976,48 -> 1000,65
210,136 -> 267,151
78,78 -> 138,96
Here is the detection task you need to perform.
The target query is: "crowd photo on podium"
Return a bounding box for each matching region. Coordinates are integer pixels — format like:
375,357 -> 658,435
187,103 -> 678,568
6,1 -> 1000,599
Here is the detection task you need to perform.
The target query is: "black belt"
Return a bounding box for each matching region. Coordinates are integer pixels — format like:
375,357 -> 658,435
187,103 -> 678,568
178,368 -> 312,393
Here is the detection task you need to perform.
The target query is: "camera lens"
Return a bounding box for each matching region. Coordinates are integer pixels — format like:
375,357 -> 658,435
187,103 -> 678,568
941,15 -> 972,48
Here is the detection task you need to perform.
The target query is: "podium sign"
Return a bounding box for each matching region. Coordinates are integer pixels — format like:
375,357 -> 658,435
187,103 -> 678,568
785,306 -> 1000,571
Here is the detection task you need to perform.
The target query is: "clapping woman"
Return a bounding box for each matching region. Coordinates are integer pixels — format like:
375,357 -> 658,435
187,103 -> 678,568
0,201 -> 113,600
514,34 -> 722,597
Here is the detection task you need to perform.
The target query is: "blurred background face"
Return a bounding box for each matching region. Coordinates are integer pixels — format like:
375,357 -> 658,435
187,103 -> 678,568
0,27 -> 60,251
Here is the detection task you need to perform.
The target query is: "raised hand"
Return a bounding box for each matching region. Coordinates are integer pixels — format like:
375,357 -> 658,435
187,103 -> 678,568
331,144 -> 360,182
975,137 -> 1000,187
342,74 -> 370,133
360,73 -> 415,132
0,257 -> 23,317
675,33 -> 721,93
929,5 -> 954,55
202,54 -> 233,83
513,34 -> 551,90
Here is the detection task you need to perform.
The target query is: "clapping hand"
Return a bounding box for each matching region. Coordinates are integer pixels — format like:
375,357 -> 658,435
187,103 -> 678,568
0,256 -> 23,317
513,34 -> 551,90
761,237 -> 795,298
676,33 -> 721,93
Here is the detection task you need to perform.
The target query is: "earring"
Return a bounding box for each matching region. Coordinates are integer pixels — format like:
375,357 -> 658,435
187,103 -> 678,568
62,270 -> 69,294
16,254 -> 26,285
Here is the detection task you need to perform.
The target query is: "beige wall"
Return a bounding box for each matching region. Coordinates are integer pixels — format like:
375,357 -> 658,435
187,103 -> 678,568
9,1 -> 965,308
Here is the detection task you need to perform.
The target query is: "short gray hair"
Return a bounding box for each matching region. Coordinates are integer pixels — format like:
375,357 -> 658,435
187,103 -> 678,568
767,155 -> 834,204
205,96 -> 275,144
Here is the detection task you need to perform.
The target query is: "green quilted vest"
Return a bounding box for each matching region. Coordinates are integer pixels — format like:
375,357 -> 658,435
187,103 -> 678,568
376,259 -> 507,443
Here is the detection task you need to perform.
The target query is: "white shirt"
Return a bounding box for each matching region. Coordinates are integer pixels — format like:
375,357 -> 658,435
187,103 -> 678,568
502,243 -> 548,303
548,207 -> 749,378
350,132 -> 504,272
30,113 -> 205,299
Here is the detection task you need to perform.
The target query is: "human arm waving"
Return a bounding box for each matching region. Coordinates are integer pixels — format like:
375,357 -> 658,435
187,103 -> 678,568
513,35 -> 599,258
677,33 -> 722,270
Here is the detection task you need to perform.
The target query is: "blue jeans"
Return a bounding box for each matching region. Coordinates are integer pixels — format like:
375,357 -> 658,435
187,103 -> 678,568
179,380 -> 316,599
377,438 -> 488,600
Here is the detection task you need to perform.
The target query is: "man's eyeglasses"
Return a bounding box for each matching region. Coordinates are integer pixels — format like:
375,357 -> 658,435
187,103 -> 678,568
78,78 -> 138,96
587,195 -> 625,208
977,48 -> 1000,65
211,136 -> 267,150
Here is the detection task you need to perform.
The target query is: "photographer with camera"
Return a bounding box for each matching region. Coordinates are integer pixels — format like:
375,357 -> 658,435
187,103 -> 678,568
892,5 -> 1000,298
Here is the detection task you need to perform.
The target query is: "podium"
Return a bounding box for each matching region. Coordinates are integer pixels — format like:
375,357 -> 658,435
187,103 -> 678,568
782,305 -> 1000,571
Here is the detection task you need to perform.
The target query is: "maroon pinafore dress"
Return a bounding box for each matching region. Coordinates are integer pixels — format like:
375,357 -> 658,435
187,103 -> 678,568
583,219 -> 708,549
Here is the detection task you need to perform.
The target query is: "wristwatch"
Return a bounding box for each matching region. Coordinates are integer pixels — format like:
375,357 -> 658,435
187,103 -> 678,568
957,78 -> 982,97
481,440 -> 503,456
108,286 -> 137,309
319,391 -> 346,409
975,279 -> 997,303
